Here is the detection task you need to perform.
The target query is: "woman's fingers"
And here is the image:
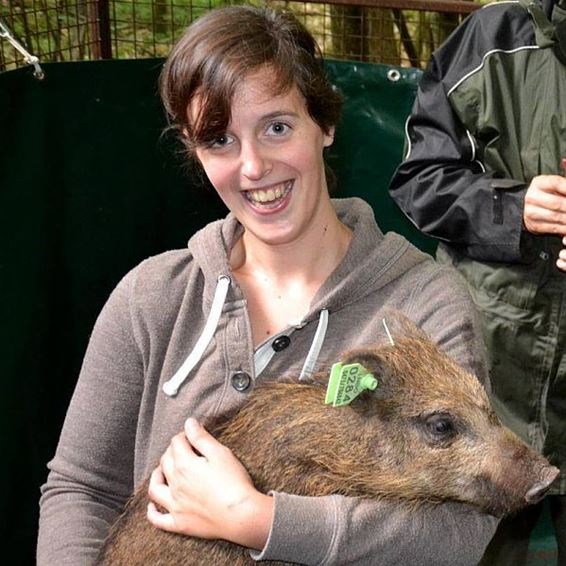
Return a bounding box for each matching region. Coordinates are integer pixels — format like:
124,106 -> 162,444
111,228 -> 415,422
183,417 -> 227,459
146,501 -> 177,532
147,466 -> 173,510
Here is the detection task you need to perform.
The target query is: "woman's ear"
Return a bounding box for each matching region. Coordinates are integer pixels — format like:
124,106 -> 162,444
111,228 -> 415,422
323,126 -> 335,148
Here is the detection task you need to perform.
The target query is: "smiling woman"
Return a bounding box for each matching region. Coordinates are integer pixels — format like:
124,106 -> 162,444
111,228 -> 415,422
37,6 -> 499,566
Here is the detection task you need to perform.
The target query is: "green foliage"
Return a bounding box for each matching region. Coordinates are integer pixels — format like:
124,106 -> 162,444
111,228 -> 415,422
1,0 -> 231,68
111,0 -> 230,58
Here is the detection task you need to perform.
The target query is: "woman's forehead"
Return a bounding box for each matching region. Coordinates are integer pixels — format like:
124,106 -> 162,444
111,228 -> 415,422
188,66 -> 305,125
231,69 -> 302,112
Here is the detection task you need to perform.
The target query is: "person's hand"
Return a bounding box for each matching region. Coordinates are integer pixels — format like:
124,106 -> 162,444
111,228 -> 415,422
523,175 -> 566,236
523,175 -> 566,272
557,237 -> 566,272
146,417 -> 273,550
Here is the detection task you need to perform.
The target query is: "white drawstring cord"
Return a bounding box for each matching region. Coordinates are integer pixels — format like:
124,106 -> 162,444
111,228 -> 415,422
163,275 -> 230,397
299,308 -> 329,380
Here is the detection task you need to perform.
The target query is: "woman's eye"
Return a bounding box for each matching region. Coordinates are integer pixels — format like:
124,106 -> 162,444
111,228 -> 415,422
267,122 -> 290,136
210,134 -> 233,149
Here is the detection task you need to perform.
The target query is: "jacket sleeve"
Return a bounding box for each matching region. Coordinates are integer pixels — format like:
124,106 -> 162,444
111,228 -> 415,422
389,28 -> 527,263
252,263 -> 497,565
37,272 -> 144,566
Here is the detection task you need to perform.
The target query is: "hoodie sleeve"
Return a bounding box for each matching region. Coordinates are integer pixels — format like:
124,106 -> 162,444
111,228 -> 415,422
407,261 -> 489,386
388,9 -> 527,264
253,494 -> 497,565
37,271 -> 144,566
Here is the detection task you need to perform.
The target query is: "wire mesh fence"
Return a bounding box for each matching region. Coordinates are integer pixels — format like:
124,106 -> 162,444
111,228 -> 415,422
1,0 -> 102,68
1,0 -> 480,72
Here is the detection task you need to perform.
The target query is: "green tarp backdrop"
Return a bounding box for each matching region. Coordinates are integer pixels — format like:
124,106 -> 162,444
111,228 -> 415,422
0,58 -> 554,564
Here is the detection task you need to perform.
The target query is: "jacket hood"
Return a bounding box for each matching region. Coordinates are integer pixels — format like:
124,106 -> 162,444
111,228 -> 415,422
187,197 -> 428,322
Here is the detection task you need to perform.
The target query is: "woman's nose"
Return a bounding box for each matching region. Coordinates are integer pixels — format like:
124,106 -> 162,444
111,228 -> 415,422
240,142 -> 271,180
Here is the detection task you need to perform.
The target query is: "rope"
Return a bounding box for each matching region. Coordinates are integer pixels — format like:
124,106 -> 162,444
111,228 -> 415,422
0,19 -> 45,80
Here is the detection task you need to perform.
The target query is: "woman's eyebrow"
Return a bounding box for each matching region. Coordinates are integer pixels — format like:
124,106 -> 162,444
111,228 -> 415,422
260,110 -> 300,121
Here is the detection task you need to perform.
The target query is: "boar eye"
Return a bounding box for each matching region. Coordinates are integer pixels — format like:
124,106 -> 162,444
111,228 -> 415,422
423,413 -> 457,443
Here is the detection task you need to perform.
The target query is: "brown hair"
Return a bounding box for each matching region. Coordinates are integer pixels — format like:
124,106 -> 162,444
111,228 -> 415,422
160,6 -> 343,154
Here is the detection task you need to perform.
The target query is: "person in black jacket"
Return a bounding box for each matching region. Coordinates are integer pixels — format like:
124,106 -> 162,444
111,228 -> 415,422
389,0 -> 566,564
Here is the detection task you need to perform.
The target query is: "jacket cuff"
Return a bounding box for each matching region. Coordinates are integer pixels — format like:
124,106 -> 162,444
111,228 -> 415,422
250,491 -> 338,564
463,184 -> 527,263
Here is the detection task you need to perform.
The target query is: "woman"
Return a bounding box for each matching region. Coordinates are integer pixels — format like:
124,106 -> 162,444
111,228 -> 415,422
37,6 -> 497,565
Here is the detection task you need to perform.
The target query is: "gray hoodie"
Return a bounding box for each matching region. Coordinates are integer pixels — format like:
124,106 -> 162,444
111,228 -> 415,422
37,198 -> 497,565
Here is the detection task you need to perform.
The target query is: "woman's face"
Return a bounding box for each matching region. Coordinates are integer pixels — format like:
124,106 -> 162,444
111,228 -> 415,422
192,67 -> 335,248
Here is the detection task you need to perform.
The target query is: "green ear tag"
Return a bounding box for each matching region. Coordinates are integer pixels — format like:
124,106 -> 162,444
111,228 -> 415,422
324,362 -> 378,407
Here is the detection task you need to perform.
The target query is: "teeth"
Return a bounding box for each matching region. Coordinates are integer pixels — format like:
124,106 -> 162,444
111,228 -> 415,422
247,183 -> 288,204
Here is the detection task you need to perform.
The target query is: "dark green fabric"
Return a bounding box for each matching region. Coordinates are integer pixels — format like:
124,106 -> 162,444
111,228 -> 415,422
0,58 -> 426,563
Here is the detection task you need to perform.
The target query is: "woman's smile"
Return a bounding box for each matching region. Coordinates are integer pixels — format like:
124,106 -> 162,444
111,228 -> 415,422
243,180 -> 294,212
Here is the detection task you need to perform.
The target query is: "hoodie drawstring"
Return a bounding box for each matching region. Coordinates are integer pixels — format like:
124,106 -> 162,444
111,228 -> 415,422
163,275 -> 230,397
163,275 -> 328,394
299,308 -> 329,380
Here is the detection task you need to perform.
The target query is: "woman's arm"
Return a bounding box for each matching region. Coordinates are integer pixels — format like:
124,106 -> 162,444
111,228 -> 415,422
37,272 -> 144,566
257,493 -> 497,565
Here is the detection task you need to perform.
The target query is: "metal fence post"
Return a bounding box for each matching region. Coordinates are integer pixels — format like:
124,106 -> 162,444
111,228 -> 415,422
92,0 -> 113,59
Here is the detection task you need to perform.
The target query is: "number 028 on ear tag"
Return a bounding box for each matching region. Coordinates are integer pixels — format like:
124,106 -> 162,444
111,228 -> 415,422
324,362 -> 379,407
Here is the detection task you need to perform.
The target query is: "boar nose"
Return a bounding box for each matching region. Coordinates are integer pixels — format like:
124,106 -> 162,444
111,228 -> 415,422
525,466 -> 560,504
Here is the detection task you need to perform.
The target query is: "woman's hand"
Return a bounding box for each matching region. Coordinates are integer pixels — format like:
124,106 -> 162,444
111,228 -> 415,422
146,418 -> 274,550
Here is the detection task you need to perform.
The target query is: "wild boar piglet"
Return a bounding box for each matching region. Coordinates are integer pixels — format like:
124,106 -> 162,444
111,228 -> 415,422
98,320 -> 559,566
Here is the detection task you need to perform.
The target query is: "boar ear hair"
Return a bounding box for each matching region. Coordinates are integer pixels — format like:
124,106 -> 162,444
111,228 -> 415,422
381,309 -> 429,343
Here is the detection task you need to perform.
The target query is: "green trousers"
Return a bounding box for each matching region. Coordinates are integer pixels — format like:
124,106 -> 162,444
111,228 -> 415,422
438,243 -> 566,492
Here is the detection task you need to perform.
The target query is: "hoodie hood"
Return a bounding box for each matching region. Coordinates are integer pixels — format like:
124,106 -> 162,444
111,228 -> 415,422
188,197 -> 427,323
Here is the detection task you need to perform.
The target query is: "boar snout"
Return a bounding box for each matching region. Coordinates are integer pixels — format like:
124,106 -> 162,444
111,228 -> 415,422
525,466 -> 560,504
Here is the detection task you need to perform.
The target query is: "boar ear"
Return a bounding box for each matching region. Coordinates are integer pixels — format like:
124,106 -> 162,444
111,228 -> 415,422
340,349 -> 394,392
335,349 -> 395,412
343,350 -> 386,372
